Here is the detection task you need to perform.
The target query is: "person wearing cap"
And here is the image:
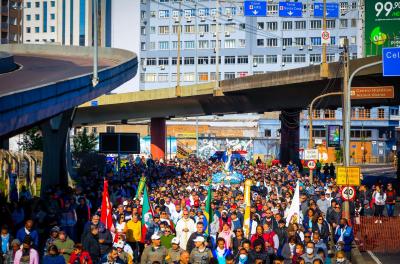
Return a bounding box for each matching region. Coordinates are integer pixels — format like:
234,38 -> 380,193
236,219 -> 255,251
113,241 -> 132,264
140,233 -> 167,264
189,236 -> 212,264
175,210 -> 196,250
13,236 -> 39,264
53,230 -> 75,263
166,237 -> 183,264
43,226 -> 60,256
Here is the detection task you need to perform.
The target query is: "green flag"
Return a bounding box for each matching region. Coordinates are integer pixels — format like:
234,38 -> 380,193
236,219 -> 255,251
135,177 -> 146,199
204,185 -> 213,234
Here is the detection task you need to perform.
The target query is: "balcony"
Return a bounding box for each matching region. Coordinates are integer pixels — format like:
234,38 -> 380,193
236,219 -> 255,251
1,22 -> 8,31
1,6 -> 8,15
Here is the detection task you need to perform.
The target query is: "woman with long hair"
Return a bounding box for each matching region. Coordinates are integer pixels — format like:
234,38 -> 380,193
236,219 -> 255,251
373,185 -> 386,224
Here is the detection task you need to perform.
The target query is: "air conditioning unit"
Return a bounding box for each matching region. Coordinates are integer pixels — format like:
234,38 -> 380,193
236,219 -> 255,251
186,16 -> 192,22
200,32 -> 205,37
160,65 -> 165,70
213,32 -> 217,37
282,46 -> 286,50
227,15 -> 233,21
299,45 -> 304,50
200,16 -> 206,22
308,45 -> 313,51
282,62 -> 285,67
253,62 -> 258,67
174,17 -> 179,23
212,15 -> 217,21
225,31 -> 230,37
310,61 -> 314,65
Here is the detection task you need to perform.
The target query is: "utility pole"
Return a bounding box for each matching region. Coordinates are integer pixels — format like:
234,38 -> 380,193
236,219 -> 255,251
320,0 -> 329,77
92,0 -> 99,87
342,37 -> 350,221
196,117 -> 199,157
214,0 -> 223,96
175,1 -> 182,97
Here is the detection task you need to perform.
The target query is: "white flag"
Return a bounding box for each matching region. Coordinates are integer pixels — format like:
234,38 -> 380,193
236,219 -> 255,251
286,181 -> 301,227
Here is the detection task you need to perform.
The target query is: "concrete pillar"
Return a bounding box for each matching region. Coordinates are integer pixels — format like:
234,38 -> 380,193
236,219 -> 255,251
150,118 -> 166,160
280,110 -> 300,165
40,109 -> 74,196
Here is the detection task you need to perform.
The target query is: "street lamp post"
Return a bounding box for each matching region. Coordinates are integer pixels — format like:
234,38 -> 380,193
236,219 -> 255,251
92,0 -> 99,87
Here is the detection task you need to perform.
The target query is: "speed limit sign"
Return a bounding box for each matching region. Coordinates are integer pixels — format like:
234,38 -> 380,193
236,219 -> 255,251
321,30 -> 331,44
341,186 -> 356,201
307,160 -> 316,169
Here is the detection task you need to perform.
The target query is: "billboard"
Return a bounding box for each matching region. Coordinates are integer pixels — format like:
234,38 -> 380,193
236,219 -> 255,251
365,0 -> 400,56
99,133 -> 140,154
327,125 -> 340,148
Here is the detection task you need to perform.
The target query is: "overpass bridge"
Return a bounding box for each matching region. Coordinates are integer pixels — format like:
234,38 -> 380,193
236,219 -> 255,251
0,44 -> 138,193
76,56 -> 400,163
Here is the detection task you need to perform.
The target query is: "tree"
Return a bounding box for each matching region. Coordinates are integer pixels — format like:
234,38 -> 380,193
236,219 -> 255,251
18,127 -> 43,151
72,130 -> 98,160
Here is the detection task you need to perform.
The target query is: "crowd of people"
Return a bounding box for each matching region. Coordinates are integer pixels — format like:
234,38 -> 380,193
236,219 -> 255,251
0,155 -> 397,264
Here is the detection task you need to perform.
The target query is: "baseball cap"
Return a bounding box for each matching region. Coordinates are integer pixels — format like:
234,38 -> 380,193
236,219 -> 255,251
171,237 -> 180,244
193,236 -> 205,243
50,226 -> 60,233
113,241 -> 124,248
151,233 -> 161,240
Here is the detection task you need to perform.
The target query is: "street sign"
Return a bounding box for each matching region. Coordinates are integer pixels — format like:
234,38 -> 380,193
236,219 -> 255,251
321,30 -> 331,44
315,138 -> 323,145
365,0 -> 400,56
341,186 -> 356,201
244,1 -> 267,17
383,47 -> 400,76
314,2 -> 339,18
279,2 -> 302,17
337,166 -> 361,186
307,160 -> 316,169
393,145 -> 397,151
351,86 -> 394,99
304,149 -> 319,160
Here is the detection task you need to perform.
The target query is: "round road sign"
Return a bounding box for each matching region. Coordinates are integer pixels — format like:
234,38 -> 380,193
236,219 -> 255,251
322,31 -> 330,40
307,160 -> 316,169
341,186 -> 356,201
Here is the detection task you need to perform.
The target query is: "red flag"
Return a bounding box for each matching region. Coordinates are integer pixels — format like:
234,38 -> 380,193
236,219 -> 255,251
100,179 -> 114,231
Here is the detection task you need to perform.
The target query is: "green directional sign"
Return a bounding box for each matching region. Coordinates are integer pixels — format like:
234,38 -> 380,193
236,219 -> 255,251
365,0 -> 400,56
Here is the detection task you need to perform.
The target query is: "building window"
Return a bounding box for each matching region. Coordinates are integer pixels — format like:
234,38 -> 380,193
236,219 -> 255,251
198,40 -> 209,49
267,4 -> 278,15
35,1 -> 40,8
257,39 -> 264,47
35,27 -> 40,33
159,26 -> 169,34
50,13 -> 55,20
26,27 -> 31,33
311,37 -> 322,46
351,130 -> 372,138
184,57 -> 195,65
330,37 -> 336,45
266,22 -> 278,31
326,20 -> 336,29
26,2 -> 31,8
146,58 -> 157,66
310,54 -> 322,63
312,129 -> 326,138
224,39 -> 235,48
199,24 -> 209,33
106,126 -> 115,133
266,55 -> 278,64
265,129 -> 272,138
294,54 -> 306,63
310,20 -> 322,29
266,38 -> 278,47
198,72 -> 209,82
295,37 -> 306,46
173,25 -> 182,34
351,19 -> 357,27
282,55 -> 292,63
141,42 -> 146,51
378,108 -> 385,119
158,73 -> 168,82
51,1 -> 55,7
225,23 -> 236,33
282,38 -> 292,47
224,56 -> 236,64
239,23 -> 245,30
159,41 -> 169,50
295,21 -> 306,30
158,58 -> 169,66
313,110 -> 321,119
150,26 -> 156,34
210,40 -> 221,49
26,14 -> 31,21
340,19 -> 348,28
239,39 -> 246,48
198,56 -> 209,65
145,73 -> 157,82
210,56 -> 221,64
326,54 -> 336,62
50,26 -> 55,32
358,108 -> 371,119
159,10 -> 170,18
148,42 -> 156,50
282,21 -> 293,30
224,72 -> 236,80
257,22 -> 264,30
253,55 -> 264,64
340,2 -> 349,13
237,56 -> 248,64
35,14 -> 40,20
171,57 -> 182,65
324,110 -> 336,119
391,108 -> 399,116
184,25 -> 195,33
183,73 -> 195,82
172,41 -> 182,50
210,72 -> 221,81
185,41 -> 195,49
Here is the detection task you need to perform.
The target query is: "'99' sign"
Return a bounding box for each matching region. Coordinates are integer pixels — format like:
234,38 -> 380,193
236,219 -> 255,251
375,1 -> 400,17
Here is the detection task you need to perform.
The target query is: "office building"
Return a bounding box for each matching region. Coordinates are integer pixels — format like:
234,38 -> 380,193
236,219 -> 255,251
139,0 -> 361,90
1,0 -> 23,44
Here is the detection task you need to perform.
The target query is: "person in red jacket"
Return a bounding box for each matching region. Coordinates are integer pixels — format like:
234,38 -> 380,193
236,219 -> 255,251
69,243 -> 92,264
385,183 -> 397,217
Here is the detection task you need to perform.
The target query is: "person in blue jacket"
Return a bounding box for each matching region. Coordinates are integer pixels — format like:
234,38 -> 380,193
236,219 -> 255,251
212,237 -> 232,264
16,220 -> 39,249
42,245 -> 66,264
334,218 -> 354,260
